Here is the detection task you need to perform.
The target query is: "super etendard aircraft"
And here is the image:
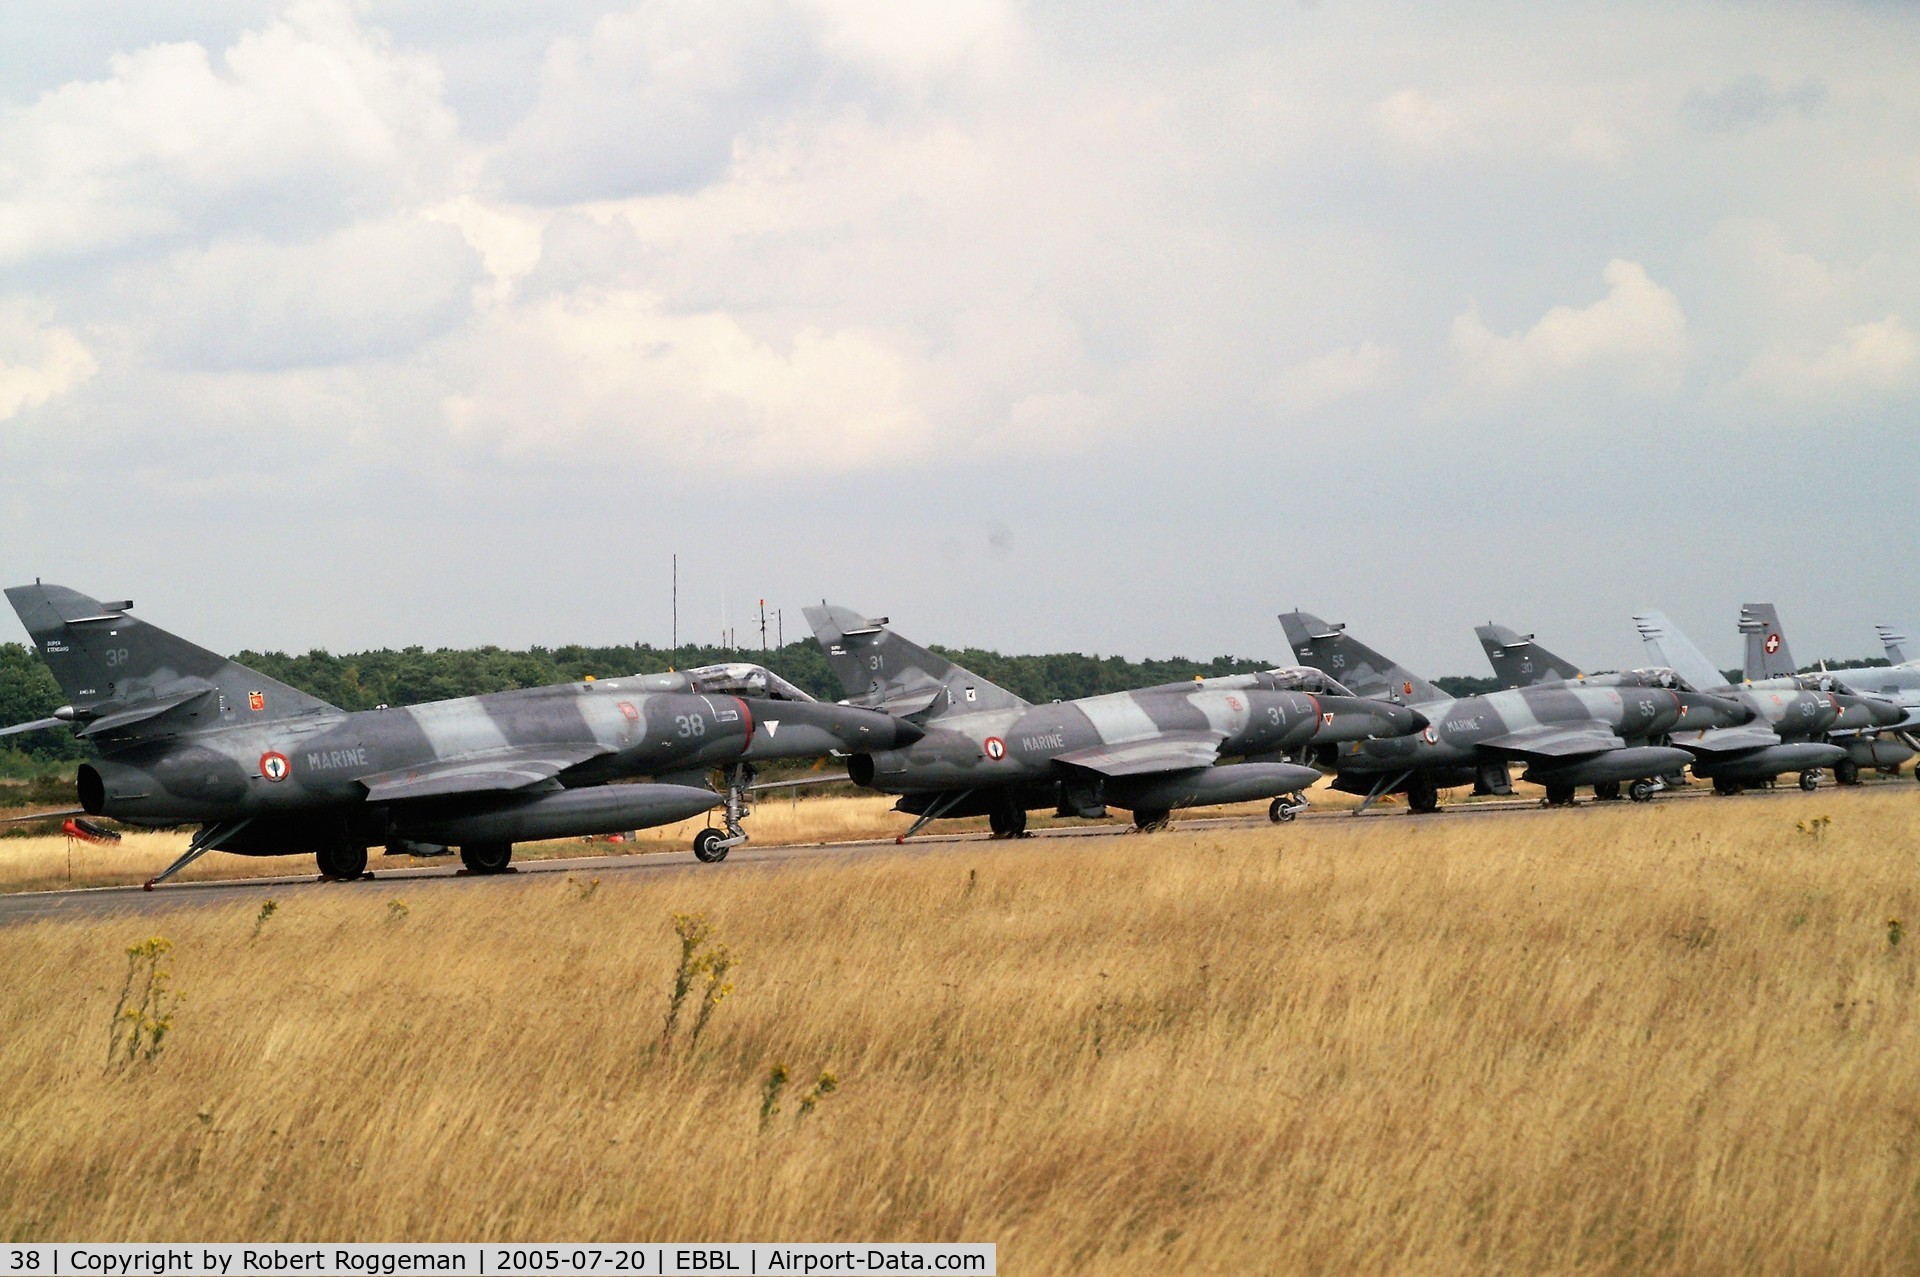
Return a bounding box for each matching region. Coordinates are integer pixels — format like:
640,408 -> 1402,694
1474,610 -> 1903,793
1277,610 -> 1754,811
1,584 -> 918,886
804,604 -> 1426,837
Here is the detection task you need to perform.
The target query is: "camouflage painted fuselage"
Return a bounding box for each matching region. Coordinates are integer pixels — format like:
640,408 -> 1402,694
853,679 -> 1420,805
1323,682 -> 1738,788
80,675 -> 904,828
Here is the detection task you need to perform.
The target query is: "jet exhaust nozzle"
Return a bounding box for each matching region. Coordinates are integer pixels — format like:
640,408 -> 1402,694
1677,691 -> 1755,728
741,701 -> 923,759
1315,696 -> 1427,741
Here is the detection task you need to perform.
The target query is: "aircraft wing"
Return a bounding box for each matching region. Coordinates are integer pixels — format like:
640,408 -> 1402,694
1053,732 -> 1224,776
1477,723 -> 1623,760
1669,726 -> 1779,754
356,742 -> 617,802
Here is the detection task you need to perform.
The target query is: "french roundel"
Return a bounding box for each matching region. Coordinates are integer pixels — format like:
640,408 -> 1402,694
259,751 -> 291,782
983,736 -> 1008,761
1422,727 -> 1438,744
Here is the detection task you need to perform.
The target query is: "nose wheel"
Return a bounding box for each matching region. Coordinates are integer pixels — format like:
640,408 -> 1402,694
1268,793 -> 1306,823
692,763 -> 756,863
692,827 -> 731,863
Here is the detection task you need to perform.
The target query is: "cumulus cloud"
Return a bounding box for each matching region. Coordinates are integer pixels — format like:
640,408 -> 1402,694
1449,260 -> 1689,399
0,0 -> 458,266
1746,315 -> 1919,400
490,0 -> 824,203
0,303 -> 95,420
439,287 -> 932,469
128,217 -> 483,371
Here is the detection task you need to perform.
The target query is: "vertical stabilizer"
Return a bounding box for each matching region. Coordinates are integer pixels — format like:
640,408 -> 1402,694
1277,611 -> 1444,704
1475,623 -> 1586,689
5,584 -> 339,735
803,605 -> 1028,721
1632,610 -> 1730,692
1876,623 -> 1912,667
1739,603 -> 1797,681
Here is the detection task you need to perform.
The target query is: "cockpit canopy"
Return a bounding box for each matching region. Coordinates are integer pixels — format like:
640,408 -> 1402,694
628,663 -> 817,702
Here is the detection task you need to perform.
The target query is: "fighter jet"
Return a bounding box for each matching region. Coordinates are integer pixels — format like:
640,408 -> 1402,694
1736,603 -> 1917,783
1615,609 -> 1900,792
1,584 -> 917,885
1277,611 -> 1749,810
1476,617 -> 1879,794
804,604 -> 1425,837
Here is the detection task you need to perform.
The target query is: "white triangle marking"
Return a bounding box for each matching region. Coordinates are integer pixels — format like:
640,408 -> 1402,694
765,720 -> 780,737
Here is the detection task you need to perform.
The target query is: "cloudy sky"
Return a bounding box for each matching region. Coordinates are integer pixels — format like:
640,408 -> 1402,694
2,1 -> 1916,675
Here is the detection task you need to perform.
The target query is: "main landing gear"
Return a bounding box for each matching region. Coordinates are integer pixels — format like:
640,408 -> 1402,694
988,805 -> 1029,838
1798,769 -> 1821,793
1132,808 -> 1172,832
1540,780 -> 1578,807
316,843 -> 369,881
693,763 -> 756,863
1406,777 -> 1440,814
459,842 -> 513,874
1627,779 -> 1656,803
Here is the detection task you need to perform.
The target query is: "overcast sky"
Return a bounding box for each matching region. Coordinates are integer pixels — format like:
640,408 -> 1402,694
2,1 -> 1916,676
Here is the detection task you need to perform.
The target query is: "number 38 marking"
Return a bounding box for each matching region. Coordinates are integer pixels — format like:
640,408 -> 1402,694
674,714 -> 705,738
102,648 -> 131,667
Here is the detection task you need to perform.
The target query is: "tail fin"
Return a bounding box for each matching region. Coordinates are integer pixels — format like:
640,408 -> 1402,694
803,604 -> 1028,720
1876,623 -> 1911,667
5,583 -> 338,738
1276,610 -> 1443,704
1631,610 -> 1730,693
1475,623 -> 1585,689
1738,603 -> 1797,681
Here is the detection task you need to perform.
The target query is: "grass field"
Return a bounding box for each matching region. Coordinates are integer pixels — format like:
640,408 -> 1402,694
3,787 -> 1919,1271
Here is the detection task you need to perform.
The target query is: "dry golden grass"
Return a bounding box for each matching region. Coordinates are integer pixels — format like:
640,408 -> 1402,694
4,788 -> 1920,1271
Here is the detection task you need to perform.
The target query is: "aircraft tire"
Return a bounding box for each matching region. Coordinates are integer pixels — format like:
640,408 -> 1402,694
692,828 -> 730,863
1627,779 -> 1655,803
1712,776 -> 1742,796
1593,780 -> 1621,801
461,842 -> 513,874
1268,796 -> 1296,823
1798,770 -> 1820,793
1834,759 -> 1860,786
1406,777 -> 1439,814
316,843 -> 368,881
1132,808 -> 1171,832
1005,805 -> 1027,837
1543,780 -> 1577,807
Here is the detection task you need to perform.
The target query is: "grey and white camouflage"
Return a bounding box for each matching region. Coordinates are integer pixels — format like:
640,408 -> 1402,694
805,604 -> 1426,836
3,583 -> 917,883
1278,610 -> 1754,810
